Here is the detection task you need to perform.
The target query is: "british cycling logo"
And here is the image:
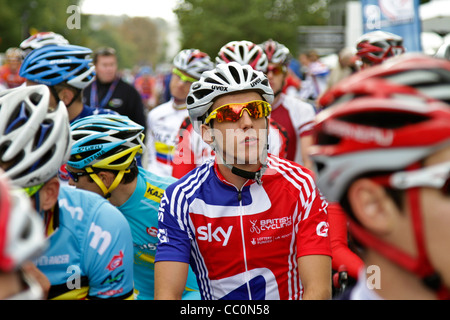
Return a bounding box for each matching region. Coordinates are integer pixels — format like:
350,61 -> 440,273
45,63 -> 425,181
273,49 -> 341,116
249,217 -> 292,234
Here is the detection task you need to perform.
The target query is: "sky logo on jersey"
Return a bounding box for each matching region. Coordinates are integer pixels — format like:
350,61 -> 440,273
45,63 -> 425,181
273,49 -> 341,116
197,224 -> 233,246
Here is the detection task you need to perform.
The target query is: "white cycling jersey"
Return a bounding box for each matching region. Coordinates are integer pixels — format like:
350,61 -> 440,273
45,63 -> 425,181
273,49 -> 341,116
146,98 -> 189,177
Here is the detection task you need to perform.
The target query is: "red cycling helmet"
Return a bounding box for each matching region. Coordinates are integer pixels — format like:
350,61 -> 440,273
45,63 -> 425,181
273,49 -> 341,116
356,30 -> 405,66
311,80 -> 450,298
0,173 -> 46,272
319,53 -> 450,108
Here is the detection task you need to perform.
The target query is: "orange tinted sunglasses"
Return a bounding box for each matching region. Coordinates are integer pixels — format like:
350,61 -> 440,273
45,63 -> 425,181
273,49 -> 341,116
204,100 -> 271,124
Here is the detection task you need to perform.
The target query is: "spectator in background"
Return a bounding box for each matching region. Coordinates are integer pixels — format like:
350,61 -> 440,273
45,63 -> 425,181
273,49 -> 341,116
0,48 -> 25,89
134,66 -> 158,111
83,47 -> 147,134
326,47 -> 358,90
298,49 -> 330,108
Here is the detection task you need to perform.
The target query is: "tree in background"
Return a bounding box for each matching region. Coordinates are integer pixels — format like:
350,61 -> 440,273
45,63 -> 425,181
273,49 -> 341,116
0,0 -> 85,51
174,0 -> 329,57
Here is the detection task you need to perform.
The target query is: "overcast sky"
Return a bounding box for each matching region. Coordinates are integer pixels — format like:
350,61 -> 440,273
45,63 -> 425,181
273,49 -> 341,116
81,0 -> 178,23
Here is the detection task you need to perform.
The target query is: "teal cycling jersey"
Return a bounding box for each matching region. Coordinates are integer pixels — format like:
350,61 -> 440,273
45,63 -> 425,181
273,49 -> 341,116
34,186 -> 134,300
118,167 -> 200,300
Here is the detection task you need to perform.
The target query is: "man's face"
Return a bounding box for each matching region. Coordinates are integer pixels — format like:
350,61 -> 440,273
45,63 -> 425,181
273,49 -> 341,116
95,55 -> 118,83
266,63 -> 286,94
169,69 -> 195,103
204,91 -> 268,166
66,165 -> 104,196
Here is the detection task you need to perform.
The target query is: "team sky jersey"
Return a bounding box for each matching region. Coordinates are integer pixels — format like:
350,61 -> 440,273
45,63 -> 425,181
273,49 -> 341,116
118,167 -> 200,300
34,186 -> 134,300
156,155 -> 332,300
146,98 -> 189,177
270,93 -> 316,163
171,116 -> 289,179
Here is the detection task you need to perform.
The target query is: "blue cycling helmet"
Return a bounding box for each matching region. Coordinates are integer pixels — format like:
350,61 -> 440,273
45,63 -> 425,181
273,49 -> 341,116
68,114 -> 145,197
19,44 -> 95,89
69,114 -> 145,171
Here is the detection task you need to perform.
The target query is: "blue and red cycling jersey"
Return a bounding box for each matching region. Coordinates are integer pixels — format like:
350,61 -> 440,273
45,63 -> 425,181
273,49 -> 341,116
156,154 -> 332,300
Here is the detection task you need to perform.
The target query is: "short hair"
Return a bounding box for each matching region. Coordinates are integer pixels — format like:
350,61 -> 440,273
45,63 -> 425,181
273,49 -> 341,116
93,47 -> 117,64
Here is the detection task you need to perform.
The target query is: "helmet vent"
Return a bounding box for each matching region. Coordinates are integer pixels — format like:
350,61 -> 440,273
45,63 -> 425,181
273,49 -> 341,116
337,111 -> 429,129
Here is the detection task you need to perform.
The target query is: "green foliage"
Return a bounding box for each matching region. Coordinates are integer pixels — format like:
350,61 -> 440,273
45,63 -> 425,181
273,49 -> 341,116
0,0 -> 81,51
174,0 -> 329,57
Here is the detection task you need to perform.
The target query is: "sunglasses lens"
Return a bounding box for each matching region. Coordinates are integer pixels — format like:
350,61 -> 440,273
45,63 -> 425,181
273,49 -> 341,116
209,101 -> 269,123
267,65 -> 284,75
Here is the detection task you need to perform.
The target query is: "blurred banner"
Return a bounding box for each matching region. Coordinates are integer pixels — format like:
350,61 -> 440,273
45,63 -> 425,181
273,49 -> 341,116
360,0 -> 422,52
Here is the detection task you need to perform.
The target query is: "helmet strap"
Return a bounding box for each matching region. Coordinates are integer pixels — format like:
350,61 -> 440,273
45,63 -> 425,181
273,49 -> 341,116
348,162 -> 449,299
85,167 -> 129,199
49,86 -> 61,105
65,89 -> 81,108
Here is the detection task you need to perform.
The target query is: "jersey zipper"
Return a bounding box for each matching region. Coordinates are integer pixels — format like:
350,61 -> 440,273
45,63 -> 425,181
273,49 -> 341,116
237,186 -> 252,299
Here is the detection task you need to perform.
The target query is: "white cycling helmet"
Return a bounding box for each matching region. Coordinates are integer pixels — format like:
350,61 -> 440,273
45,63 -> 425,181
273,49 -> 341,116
187,61 -> 273,135
0,85 -> 72,188
216,40 -> 269,72
0,173 -> 47,273
173,49 -> 215,79
20,32 -> 69,57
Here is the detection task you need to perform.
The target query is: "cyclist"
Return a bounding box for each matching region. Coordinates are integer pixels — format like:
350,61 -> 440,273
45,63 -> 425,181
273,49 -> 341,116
0,85 -> 134,299
20,31 -> 69,58
19,44 -> 119,183
67,114 -> 200,300
172,40 -> 289,178
355,30 -> 405,69
319,53 -> 450,108
146,49 -> 214,177
297,49 -> 330,107
155,62 -> 332,300
310,78 -> 450,299
0,171 -> 49,300
259,39 -> 316,169
0,47 -> 25,89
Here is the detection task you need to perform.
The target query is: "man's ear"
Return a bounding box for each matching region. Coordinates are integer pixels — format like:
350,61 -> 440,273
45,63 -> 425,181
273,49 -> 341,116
347,178 -> 398,236
39,177 -> 60,211
58,87 -> 75,106
96,171 -> 117,188
201,124 -> 214,145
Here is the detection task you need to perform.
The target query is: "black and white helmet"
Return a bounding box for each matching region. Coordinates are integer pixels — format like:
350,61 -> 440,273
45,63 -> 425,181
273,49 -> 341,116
186,62 -> 273,134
